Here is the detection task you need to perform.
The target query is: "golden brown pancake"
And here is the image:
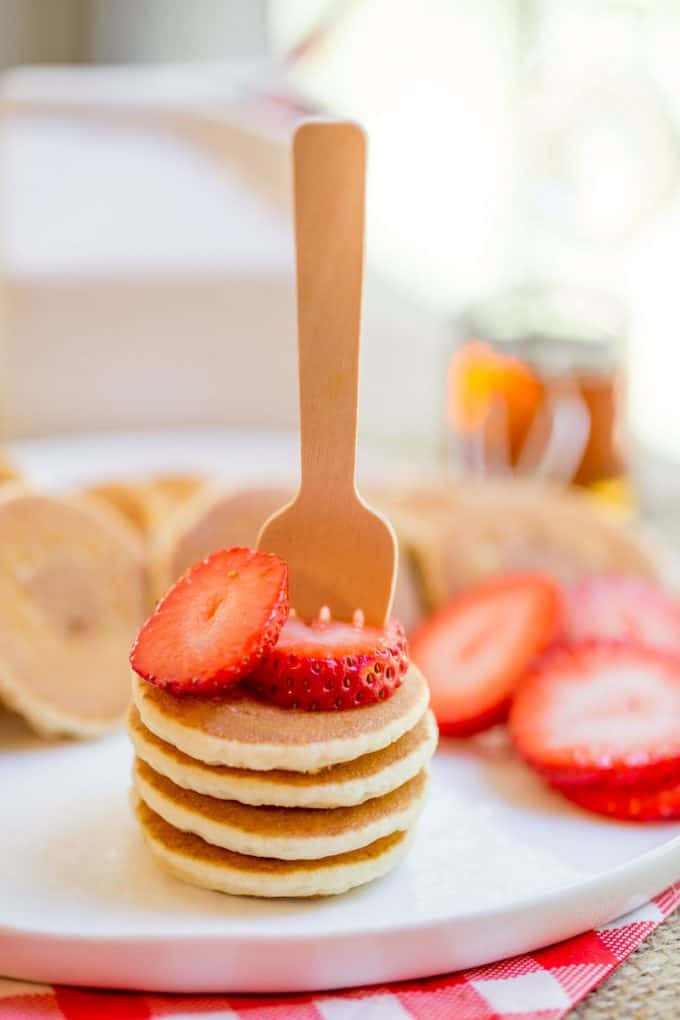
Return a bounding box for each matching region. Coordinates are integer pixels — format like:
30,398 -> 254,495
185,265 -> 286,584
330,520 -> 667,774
0,485 -> 146,737
133,757 -> 428,860
80,481 -> 152,535
129,703 -> 438,807
150,485 -> 293,600
377,479 -> 657,611
133,795 -> 412,897
132,665 -> 430,771
82,475 -> 206,539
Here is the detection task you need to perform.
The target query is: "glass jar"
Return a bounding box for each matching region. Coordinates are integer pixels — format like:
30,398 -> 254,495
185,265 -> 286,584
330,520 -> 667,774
448,286 -> 629,500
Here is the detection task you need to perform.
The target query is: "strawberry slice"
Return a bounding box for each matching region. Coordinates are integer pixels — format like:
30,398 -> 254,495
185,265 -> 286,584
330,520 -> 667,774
556,775 -> 680,822
130,547 -> 288,696
510,641 -> 680,787
564,576 -> 680,657
244,616 -> 409,710
410,573 -> 562,737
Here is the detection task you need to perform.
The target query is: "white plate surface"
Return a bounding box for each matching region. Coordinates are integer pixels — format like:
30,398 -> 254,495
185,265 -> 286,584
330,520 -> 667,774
2,713 -> 679,993
1,431 -> 679,993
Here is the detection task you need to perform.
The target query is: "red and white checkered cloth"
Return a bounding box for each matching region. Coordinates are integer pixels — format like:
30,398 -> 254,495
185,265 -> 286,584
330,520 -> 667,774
2,884 -> 678,1019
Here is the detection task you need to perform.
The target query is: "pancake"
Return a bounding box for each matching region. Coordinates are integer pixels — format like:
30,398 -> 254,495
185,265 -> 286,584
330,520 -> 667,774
133,795 -> 412,898
129,703 -> 438,807
0,486 -> 146,738
82,475 -> 206,538
80,481 -> 152,535
376,479 -> 657,612
133,757 -> 428,860
132,664 -> 430,771
150,484 -> 293,600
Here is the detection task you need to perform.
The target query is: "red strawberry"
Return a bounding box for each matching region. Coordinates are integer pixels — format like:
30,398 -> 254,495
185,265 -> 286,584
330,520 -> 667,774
556,776 -> 680,822
564,576 -> 680,657
244,616 -> 408,710
510,641 -> 680,787
130,547 -> 288,696
410,573 -> 562,737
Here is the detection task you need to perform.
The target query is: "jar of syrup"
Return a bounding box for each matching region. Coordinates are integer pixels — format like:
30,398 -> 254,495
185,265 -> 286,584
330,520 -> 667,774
448,287 -> 628,499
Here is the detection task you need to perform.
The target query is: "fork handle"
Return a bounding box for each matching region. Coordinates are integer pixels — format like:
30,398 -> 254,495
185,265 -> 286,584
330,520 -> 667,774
293,121 -> 366,499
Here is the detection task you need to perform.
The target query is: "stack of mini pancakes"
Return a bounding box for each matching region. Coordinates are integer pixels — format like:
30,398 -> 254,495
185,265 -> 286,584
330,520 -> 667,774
129,663 -> 437,898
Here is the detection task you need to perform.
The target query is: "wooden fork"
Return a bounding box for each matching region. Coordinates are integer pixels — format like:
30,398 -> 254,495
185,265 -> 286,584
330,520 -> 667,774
257,120 -> 397,626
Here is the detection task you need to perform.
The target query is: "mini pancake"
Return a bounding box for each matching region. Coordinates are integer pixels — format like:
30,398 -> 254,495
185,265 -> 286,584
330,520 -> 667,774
133,757 -> 428,860
129,704 -> 437,807
0,486 -> 146,738
82,475 -> 206,537
375,479 -> 657,612
132,664 -> 430,771
150,485 -> 293,600
133,795 -> 412,898
80,481 -> 153,534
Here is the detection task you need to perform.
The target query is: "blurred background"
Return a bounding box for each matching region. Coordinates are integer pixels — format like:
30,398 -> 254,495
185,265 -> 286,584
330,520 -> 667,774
1,0 -> 679,525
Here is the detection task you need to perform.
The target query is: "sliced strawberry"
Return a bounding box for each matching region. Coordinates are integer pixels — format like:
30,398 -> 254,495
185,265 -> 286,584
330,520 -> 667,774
130,547 -> 288,696
556,776 -> 680,822
410,573 -> 562,737
244,616 -> 408,710
510,641 -> 680,787
564,576 -> 680,657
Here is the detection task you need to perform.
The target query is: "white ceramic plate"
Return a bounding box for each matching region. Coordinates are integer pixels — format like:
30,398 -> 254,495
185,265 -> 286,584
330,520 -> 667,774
1,432 -> 679,993
2,714 -> 680,993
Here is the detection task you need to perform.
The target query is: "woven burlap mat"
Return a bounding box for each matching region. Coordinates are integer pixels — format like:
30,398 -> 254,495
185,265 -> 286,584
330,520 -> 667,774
569,909 -> 680,1019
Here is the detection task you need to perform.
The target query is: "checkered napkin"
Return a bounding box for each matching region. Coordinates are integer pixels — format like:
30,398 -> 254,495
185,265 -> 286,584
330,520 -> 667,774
2,884 -> 678,1020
